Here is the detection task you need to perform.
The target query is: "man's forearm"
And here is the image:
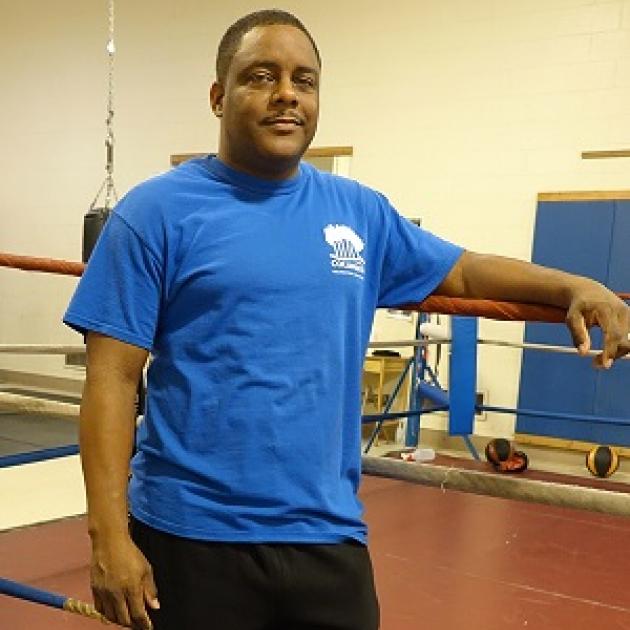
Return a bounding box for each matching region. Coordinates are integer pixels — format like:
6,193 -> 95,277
80,376 -> 138,542
439,251 -> 603,307
80,333 -> 148,543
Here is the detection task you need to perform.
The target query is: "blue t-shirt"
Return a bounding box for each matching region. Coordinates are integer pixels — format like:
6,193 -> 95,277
64,157 -> 462,544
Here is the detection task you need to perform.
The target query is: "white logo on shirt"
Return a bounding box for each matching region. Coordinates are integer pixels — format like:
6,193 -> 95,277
323,224 -> 365,279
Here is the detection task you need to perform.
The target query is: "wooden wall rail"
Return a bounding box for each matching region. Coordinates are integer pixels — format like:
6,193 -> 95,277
581,149 -> 630,159
538,191 -> 630,201
170,146 -> 353,166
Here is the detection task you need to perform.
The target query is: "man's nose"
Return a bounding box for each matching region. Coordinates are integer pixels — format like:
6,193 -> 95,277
273,76 -> 298,105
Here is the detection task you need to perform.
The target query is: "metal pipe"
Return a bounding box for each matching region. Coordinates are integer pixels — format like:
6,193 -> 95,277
479,404 -> 630,427
0,345 -> 85,355
478,338 -> 630,358
361,407 -> 448,423
368,337 -> 630,359
368,339 -> 438,349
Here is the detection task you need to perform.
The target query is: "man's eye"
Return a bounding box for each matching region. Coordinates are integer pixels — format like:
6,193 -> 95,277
249,72 -> 274,84
295,76 -> 316,88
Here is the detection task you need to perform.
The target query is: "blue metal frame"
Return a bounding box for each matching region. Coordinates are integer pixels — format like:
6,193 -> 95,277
405,315 -> 427,447
368,314 -> 481,459
364,310 -> 630,458
363,357 -> 414,453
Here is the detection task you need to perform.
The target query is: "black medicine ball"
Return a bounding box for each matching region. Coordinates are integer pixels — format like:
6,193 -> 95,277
485,438 -> 513,467
586,445 -> 619,478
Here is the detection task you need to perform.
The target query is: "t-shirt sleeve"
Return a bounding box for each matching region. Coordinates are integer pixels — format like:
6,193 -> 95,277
63,211 -> 163,350
377,202 -> 464,308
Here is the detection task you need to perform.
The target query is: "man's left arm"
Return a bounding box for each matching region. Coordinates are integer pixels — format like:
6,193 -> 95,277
436,251 -> 630,368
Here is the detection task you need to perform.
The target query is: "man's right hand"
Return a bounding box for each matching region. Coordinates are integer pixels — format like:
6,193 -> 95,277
90,534 -> 160,629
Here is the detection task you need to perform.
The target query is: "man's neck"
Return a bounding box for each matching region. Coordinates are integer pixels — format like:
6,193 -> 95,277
217,149 -> 301,181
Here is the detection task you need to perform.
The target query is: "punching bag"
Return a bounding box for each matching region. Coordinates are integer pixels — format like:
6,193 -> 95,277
82,206 -> 111,262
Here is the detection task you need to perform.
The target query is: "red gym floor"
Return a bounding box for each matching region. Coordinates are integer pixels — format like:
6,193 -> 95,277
2,474 -> 630,629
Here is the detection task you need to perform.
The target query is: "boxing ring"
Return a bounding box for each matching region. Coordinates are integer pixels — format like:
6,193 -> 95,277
1,251 -> 630,629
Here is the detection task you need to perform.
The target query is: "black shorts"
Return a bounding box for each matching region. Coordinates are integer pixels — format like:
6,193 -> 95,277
130,517 -> 380,630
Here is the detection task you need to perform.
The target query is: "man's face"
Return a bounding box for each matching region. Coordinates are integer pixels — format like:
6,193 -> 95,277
211,24 -> 320,179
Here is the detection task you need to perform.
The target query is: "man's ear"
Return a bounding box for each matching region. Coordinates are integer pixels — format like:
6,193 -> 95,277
210,82 -> 224,118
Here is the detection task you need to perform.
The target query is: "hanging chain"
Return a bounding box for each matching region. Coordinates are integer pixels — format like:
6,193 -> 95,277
90,0 -> 118,210
105,0 -> 116,206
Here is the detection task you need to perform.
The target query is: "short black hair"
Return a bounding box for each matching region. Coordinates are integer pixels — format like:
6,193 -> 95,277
216,9 -> 321,83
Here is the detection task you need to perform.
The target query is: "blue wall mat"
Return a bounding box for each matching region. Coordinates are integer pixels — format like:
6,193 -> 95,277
594,200 -> 630,437
526,201 -> 614,345
518,352 -> 599,442
607,201 -> 630,293
530,201 -> 614,278
517,199 -> 630,445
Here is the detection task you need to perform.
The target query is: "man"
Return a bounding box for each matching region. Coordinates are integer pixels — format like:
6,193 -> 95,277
64,9 -> 630,630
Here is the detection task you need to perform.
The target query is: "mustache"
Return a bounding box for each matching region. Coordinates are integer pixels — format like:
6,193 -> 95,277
260,114 -> 305,125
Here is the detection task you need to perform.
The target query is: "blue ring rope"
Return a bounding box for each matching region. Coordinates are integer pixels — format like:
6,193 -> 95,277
0,576 -> 105,622
0,444 -> 79,469
0,577 -> 65,609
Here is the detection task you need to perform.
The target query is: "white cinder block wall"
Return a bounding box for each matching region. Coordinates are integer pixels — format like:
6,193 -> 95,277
1,0 -> 629,439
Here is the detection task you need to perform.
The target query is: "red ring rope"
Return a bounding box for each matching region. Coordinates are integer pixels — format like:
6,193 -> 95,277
409,296 -> 569,323
0,252 -> 84,277
1,251 -> 629,323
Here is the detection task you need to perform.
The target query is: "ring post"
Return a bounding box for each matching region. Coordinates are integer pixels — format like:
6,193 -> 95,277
405,316 -> 426,447
449,316 -> 478,437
